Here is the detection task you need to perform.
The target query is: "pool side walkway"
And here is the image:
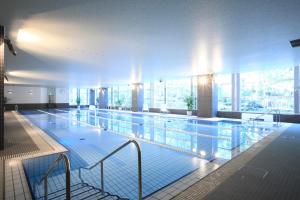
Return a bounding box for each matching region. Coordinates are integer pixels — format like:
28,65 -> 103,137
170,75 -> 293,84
172,124 -> 299,200
0,111 -> 67,200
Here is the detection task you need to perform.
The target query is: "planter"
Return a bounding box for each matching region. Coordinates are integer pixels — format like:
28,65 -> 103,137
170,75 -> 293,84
187,110 -> 192,116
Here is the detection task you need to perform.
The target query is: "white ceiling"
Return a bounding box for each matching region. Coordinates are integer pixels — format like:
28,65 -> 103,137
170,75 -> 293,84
1,0 -> 300,87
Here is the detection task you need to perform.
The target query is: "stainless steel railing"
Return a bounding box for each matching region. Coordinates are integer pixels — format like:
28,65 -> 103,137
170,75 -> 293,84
79,140 -> 142,200
40,153 -> 71,200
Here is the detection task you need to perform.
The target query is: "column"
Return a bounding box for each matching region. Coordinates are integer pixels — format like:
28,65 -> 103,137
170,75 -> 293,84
0,25 -> 4,150
132,83 -> 144,112
294,66 -> 300,113
99,88 -> 108,109
232,73 -> 240,111
197,74 -> 218,117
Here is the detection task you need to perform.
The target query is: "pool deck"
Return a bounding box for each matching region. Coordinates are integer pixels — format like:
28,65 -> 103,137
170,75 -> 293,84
0,110 -> 292,200
0,111 -> 67,200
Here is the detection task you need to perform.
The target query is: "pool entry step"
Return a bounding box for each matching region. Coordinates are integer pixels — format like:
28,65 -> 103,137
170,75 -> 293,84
37,182 -> 128,200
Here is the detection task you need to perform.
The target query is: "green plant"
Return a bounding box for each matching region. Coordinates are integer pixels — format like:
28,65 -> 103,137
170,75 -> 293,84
115,98 -> 124,106
184,95 -> 194,110
76,97 -> 81,106
96,97 -> 100,104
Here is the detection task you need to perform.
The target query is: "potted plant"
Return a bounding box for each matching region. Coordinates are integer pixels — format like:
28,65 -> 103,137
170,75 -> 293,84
76,97 -> 81,110
96,97 -> 100,108
184,95 -> 194,116
115,99 -> 123,110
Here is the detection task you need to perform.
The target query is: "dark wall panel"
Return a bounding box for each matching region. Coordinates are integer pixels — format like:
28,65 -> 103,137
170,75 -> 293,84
0,25 -> 4,150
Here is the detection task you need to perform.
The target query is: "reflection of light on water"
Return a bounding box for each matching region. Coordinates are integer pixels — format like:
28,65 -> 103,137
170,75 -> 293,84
139,134 -> 143,138
192,148 -> 197,153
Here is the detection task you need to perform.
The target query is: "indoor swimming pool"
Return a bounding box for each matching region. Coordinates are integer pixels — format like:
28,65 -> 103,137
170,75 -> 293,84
21,109 -> 277,200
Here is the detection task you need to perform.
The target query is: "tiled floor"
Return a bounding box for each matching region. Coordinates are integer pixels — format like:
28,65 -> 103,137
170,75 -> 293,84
1,111 -> 67,200
171,126 -> 287,200
0,111 -> 287,200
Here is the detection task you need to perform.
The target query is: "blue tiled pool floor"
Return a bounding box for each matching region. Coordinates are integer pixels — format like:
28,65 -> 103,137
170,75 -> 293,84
22,110 -> 208,200
21,109 -> 275,200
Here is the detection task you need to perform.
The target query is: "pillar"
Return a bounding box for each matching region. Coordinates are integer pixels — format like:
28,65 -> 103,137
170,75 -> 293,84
99,88 -> 108,109
294,66 -> 300,113
132,83 -> 144,112
0,25 -> 4,150
197,74 -> 218,117
232,73 -> 240,111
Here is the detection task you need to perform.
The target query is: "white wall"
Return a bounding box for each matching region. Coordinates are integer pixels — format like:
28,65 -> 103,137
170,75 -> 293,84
4,85 -> 49,104
4,85 -> 69,104
55,88 -> 69,103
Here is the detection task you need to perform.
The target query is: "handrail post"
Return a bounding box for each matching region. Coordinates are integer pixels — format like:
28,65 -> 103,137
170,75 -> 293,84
131,140 -> 143,200
100,161 -> 104,194
63,154 -> 71,200
43,154 -> 71,200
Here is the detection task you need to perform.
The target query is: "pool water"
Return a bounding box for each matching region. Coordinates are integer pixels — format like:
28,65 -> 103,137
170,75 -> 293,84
21,109 -> 274,200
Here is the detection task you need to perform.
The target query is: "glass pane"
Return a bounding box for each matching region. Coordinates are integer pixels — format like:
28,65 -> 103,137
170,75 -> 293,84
216,74 -> 232,111
240,67 -> 294,113
80,89 -> 88,105
166,78 -> 191,109
69,88 -> 77,105
153,81 -> 165,108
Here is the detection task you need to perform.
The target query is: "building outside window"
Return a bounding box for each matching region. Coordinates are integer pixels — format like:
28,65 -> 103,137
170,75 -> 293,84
192,77 -> 198,109
166,78 -> 191,109
153,81 -> 165,108
118,85 -> 132,108
79,89 -> 88,105
69,88 -> 77,105
240,67 -> 294,113
107,87 -> 112,106
216,74 -> 232,111
144,82 -> 152,108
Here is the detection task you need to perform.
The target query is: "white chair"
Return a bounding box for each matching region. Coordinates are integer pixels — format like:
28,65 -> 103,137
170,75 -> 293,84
89,105 -> 96,110
160,104 -> 169,114
143,104 -> 149,112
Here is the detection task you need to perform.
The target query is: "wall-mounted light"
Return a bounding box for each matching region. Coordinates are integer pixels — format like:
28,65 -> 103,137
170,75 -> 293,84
8,90 -> 13,94
28,90 -> 33,95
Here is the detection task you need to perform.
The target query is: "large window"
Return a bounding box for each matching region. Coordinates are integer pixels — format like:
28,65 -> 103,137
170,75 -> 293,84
240,68 -> 294,113
148,77 -> 197,109
69,88 -> 77,105
153,81 -> 166,108
216,74 -> 232,111
118,85 -> 132,107
166,78 -> 191,109
79,89 -> 88,105
144,83 -> 152,108
110,85 -> 132,107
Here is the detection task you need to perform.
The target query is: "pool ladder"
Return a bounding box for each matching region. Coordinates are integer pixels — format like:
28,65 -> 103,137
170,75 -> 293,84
79,140 -> 143,200
40,153 -> 71,200
40,140 -> 142,200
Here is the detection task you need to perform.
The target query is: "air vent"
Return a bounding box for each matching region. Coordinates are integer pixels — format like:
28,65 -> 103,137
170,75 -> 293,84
290,39 -> 300,48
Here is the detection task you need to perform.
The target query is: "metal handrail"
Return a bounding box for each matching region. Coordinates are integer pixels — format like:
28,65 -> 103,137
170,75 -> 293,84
79,140 -> 142,200
40,153 -> 71,200
245,109 -> 281,127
